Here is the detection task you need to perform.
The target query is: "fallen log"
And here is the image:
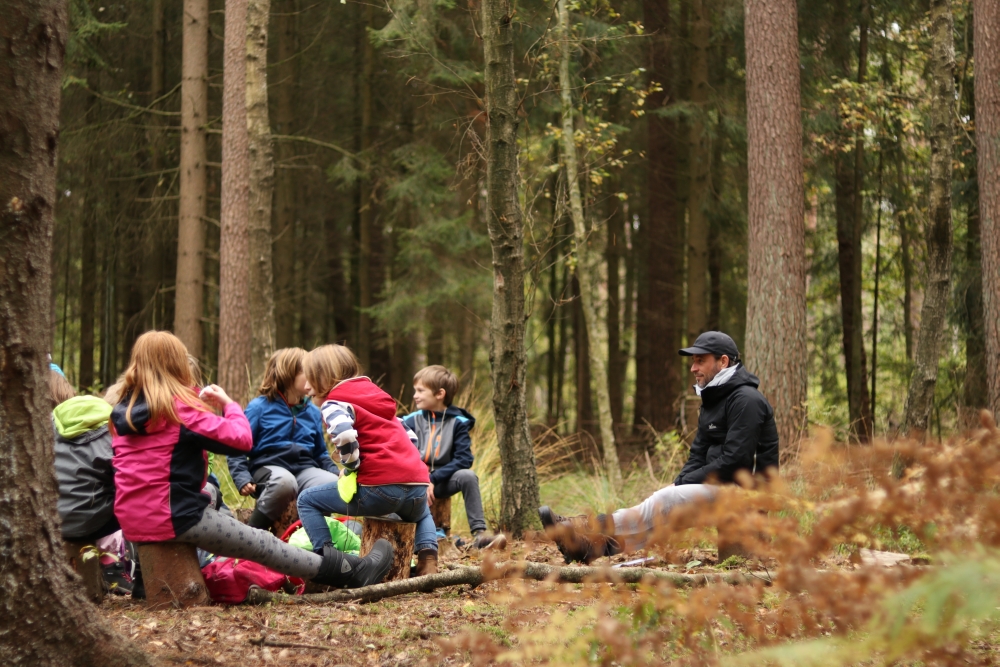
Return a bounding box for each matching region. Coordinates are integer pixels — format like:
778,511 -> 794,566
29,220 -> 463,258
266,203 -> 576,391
245,561 -> 764,605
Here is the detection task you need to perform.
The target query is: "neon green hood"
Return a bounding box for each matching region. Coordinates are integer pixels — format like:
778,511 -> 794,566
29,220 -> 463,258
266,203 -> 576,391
53,396 -> 113,439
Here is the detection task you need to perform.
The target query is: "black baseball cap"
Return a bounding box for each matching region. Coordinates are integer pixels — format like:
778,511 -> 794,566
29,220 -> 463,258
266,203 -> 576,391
679,331 -> 740,359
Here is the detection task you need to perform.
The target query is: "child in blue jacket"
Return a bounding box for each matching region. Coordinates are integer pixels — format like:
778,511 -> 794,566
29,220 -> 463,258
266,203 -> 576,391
228,348 -> 340,532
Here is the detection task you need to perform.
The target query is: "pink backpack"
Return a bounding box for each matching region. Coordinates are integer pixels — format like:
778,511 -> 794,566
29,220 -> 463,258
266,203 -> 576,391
201,557 -> 305,604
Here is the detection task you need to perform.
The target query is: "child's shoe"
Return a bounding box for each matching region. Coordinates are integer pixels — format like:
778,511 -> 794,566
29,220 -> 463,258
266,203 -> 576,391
415,548 -> 438,576
313,540 -> 394,588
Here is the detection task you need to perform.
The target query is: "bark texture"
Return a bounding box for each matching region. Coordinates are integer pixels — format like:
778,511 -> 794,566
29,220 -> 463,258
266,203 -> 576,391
174,0 -> 209,360
273,0 -> 299,349
219,0 -> 252,402
360,518 -> 415,582
481,0 -> 541,536
975,0 -> 1000,419
0,4 -> 148,664
557,0 -> 622,491
247,0 -> 276,382
686,0 -> 711,345
903,0 -> 955,434
639,0 -> 682,432
743,0 -> 808,452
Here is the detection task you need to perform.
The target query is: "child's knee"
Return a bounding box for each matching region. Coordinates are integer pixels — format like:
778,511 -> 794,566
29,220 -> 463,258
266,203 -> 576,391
452,468 -> 479,488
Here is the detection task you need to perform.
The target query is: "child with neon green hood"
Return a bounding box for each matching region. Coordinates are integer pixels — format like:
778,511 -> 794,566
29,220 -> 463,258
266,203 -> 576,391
53,392 -> 119,541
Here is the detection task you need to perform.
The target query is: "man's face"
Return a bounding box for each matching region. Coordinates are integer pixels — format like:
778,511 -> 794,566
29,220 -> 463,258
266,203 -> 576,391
690,354 -> 730,388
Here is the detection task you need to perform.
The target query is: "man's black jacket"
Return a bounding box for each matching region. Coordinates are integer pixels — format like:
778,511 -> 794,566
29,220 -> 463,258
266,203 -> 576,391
674,365 -> 779,485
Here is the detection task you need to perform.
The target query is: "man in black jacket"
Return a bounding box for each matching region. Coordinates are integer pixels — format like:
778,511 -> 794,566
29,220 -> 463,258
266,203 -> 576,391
539,331 -> 780,563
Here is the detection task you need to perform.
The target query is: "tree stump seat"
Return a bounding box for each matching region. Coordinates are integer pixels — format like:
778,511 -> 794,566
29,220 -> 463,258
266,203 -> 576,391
135,542 -> 209,610
360,517 -> 415,582
430,496 -> 452,534
273,500 -> 299,538
63,540 -> 105,604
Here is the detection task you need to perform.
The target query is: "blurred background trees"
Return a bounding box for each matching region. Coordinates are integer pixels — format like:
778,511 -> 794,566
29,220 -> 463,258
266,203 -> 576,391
51,0 -> 989,455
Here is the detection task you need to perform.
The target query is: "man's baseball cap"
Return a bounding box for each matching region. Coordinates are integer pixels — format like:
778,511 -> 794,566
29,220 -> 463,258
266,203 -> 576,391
679,331 -> 740,359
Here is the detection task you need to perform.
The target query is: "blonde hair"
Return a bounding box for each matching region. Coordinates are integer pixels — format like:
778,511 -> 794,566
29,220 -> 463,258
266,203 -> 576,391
303,345 -> 362,400
259,348 -> 306,401
413,365 -> 458,406
187,354 -> 204,387
120,331 -> 208,430
49,371 -> 76,405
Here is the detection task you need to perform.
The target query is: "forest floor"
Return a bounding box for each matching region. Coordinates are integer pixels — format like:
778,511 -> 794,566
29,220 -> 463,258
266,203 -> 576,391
98,538 -> 853,667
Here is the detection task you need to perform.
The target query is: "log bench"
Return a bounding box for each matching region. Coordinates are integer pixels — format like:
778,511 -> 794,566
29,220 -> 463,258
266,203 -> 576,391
135,542 -> 209,610
360,517 -> 415,582
64,541 -> 105,604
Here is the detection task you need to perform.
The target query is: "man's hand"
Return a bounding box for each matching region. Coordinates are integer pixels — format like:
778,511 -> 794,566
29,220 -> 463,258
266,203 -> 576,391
426,485 -> 435,506
239,483 -> 256,496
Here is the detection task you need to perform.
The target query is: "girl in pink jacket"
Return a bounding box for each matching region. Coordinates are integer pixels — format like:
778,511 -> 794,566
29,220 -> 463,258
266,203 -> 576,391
109,331 -> 392,589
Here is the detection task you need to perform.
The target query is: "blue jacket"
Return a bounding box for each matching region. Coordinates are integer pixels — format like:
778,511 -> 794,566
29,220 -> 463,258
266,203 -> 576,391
227,396 -> 339,490
401,406 -> 475,486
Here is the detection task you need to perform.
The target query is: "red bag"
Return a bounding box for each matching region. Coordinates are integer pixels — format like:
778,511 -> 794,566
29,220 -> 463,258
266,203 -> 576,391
201,557 -> 305,604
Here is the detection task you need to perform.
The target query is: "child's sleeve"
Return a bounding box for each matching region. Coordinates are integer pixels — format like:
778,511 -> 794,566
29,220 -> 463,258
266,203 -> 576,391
320,400 -> 360,472
178,402 -> 253,456
310,409 -> 340,475
398,418 -> 418,448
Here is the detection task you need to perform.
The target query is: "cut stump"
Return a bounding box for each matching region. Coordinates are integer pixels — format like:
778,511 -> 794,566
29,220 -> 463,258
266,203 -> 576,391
360,517 -> 415,582
430,496 -> 452,534
273,500 -> 299,538
136,542 -> 209,610
64,541 -> 105,604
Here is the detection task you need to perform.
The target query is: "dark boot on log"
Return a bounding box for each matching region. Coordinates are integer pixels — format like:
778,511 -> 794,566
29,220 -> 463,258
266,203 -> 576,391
415,548 -> 438,576
313,540 -> 394,589
538,506 -> 621,565
247,508 -> 274,531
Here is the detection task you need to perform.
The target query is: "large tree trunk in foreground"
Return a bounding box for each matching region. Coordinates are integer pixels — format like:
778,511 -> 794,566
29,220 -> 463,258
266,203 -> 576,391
903,0 -> 955,434
219,0 -> 252,402
482,0 -> 541,536
975,0 -> 1000,420
247,0 -> 275,382
743,0 -> 808,452
557,0 -> 622,492
174,0 -> 209,360
0,4 -> 147,665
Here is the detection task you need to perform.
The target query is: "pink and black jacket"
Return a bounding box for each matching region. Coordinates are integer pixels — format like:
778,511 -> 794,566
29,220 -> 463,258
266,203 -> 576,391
110,393 -> 252,542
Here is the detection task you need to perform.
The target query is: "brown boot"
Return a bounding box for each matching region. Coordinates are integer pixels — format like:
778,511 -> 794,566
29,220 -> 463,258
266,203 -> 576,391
415,548 -> 438,576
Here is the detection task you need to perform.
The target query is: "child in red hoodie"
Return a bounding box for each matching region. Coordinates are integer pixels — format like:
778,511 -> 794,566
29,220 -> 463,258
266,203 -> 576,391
110,331 -> 393,589
297,344 -> 439,576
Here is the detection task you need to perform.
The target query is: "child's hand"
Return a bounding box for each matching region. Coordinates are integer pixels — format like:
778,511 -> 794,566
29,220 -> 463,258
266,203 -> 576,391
239,483 -> 256,496
199,384 -> 234,409
426,485 -> 435,506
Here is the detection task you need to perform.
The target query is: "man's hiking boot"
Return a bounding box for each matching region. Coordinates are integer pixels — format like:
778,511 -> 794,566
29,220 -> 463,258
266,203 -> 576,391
313,539 -> 394,588
538,506 -> 621,565
470,531 -> 507,551
414,548 -> 438,576
247,507 -> 275,532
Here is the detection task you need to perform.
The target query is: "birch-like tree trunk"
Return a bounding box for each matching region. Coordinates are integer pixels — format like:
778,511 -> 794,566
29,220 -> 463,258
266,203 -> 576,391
744,0 -> 808,452
247,0 -> 275,382
219,0 -> 252,402
175,0 -> 210,360
0,3 -> 148,664
481,0 -> 541,535
557,0 -> 622,493
903,0 -> 955,434
975,0 -> 1000,420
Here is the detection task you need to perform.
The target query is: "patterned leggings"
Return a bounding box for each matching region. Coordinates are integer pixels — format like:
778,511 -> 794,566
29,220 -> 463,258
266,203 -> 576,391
173,508 -> 322,579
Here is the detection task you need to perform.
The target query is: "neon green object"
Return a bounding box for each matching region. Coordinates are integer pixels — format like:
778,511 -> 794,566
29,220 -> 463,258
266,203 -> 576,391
287,516 -> 361,554
338,470 -> 357,502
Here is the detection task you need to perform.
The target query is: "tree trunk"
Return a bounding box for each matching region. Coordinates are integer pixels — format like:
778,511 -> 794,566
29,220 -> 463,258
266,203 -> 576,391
572,275 -> 593,435
898,155 -> 915,361
219,0 -> 252,402
481,0 -> 541,536
642,0 -> 682,432
557,0 -> 621,490
606,173 -> 624,427
743,0 -> 808,452
273,0 -> 299,349
0,4 -> 148,664
79,198 -> 97,389
975,0 -> 1000,420
175,0 -> 209,360
903,0 -> 955,435
247,0 -> 275,383
356,3 -> 375,369
686,0 -> 711,346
